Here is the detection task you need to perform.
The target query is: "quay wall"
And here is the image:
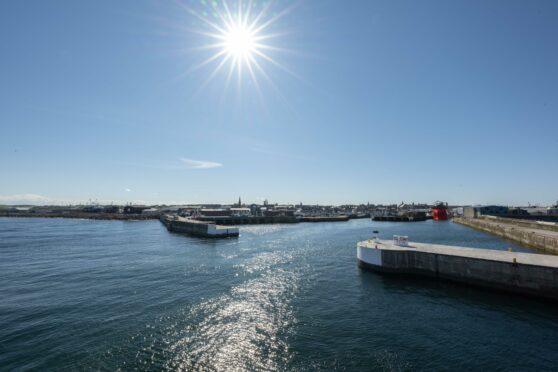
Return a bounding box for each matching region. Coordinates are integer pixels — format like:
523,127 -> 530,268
358,247 -> 558,300
454,217 -> 558,254
477,216 -> 558,233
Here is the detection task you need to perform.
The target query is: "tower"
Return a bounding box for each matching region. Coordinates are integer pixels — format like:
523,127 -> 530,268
238,197 -> 241,207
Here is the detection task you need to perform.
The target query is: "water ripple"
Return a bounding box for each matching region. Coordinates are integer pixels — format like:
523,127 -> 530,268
2,218 -> 558,371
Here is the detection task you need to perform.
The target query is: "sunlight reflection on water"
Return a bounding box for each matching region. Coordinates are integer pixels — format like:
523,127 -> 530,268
163,268 -> 298,371
239,224 -> 296,236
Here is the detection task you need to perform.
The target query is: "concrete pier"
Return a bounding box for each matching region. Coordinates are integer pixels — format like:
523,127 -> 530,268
161,215 -> 239,238
357,239 -> 558,301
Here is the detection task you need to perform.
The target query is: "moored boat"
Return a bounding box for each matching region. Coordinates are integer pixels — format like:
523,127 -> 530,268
431,201 -> 449,221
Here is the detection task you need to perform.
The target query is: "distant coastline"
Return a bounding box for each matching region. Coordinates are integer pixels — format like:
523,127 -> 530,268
0,212 -> 159,221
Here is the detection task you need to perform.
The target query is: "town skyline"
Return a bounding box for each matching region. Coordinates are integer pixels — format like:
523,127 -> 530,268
0,193 -> 555,208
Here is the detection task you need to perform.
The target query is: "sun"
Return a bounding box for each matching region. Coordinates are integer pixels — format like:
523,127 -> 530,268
223,24 -> 257,60
182,0 -> 297,91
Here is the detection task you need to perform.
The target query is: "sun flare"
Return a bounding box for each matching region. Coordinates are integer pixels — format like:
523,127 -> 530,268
223,24 -> 257,60
183,0 -> 297,92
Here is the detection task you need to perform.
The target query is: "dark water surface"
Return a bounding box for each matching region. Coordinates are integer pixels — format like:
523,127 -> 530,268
1,217 -> 557,371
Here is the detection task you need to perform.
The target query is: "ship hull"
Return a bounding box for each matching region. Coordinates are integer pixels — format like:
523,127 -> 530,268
431,208 -> 448,221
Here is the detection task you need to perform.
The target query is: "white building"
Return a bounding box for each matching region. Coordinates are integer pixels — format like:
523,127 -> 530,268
230,208 -> 252,217
548,204 -> 558,216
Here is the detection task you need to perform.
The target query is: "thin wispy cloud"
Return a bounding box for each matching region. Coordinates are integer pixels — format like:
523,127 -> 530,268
180,157 -> 223,169
0,193 -> 80,205
0,193 -> 51,204
125,188 -> 131,192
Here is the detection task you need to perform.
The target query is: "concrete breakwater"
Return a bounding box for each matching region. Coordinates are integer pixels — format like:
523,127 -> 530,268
357,239 -> 558,301
161,215 -> 239,238
454,217 -> 558,254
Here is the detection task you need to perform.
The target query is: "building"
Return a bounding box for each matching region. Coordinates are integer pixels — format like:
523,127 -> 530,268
508,207 -> 529,216
141,208 -> 160,215
265,209 -> 295,217
230,208 -> 252,217
199,208 -> 231,217
524,206 -> 551,216
0,206 -> 19,212
463,205 -> 509,218
123,205 -> 148,214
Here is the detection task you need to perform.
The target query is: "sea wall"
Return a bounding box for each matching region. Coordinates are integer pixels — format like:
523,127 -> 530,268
357,246 -> 558,300
478,216 -> 558,233
453,217 -> 558,254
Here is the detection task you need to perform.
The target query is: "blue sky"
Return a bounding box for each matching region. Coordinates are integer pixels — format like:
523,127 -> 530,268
1,0 -> 557,206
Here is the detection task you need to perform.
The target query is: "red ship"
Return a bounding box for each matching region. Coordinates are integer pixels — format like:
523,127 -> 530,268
431,202 -> 449,221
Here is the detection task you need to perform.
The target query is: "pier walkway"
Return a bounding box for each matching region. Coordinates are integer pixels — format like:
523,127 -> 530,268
357,239 -> 558,300
358,240 -> 558,268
